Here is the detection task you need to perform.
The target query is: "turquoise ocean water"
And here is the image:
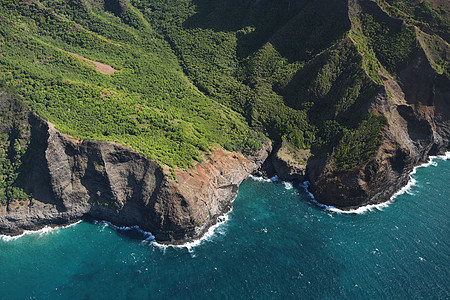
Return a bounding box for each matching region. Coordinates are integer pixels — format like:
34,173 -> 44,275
0,155 -> 449,299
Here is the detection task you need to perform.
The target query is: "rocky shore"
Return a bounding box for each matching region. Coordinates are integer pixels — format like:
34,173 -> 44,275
1,52 -> 449,244
0,0 -> 449,244
307,42 -> 450,209
0,112 -> 271,244
0,77 -> 448,242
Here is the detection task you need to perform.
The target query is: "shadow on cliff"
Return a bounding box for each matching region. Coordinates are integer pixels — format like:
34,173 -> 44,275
182,0 -> 350,62
80,146 -> 166,235
79,147 -> 116,207
16,114 -> 65,211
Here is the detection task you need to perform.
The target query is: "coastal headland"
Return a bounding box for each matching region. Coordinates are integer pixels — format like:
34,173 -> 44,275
0,0 -> 448,243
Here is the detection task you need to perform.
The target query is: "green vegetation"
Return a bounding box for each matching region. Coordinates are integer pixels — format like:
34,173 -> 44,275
0,0 -> 447,206
374,0 -> 449,76
0,0 -> 259,169
349,18 -> 387,85
379,0 -> 450,42
360,13 -> 419,74
0,94 -> 30,205
333,114 -> 388,170
416,28 -> 450,77
136,0 -> 353,148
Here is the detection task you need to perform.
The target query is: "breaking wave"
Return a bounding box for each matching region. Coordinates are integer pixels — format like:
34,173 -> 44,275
151,214 -> 230,252
0,221 -> 82,242
300,152 -> 449,214
249,175 -> 294,190
94,214 -> 230,252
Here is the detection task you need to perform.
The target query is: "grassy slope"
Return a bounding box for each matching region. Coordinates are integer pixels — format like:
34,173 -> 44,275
0,93 -> 31,204
0,0 -> 259,170
138,0 -> 398,167
0,0 -> 448,203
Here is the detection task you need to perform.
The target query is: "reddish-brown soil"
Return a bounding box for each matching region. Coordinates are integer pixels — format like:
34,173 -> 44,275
69,52 -> 117,74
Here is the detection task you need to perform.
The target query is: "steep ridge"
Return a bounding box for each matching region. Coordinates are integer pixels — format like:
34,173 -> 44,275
305,0 -> 450,208
0,102 -> 270,243
0,0 -> 448,241
251,0 -> 448,208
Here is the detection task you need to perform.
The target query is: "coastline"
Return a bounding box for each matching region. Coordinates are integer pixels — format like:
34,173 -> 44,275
1,152 -> 448,247
91,212 -> 231,251
151,214 -> 230,251
0,220 -> 82,242
0,215 -> 231,250
301,151 -> 450,214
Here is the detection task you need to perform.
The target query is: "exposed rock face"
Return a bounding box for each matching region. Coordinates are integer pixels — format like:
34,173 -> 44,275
0,113 -> 271,243
271,140 -> 310,181
0,0 -> 447,243
152,146 -> 270,243
308,49 -> 450,209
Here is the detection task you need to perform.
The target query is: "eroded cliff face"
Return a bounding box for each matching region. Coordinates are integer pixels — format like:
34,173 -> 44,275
271,140 -> 310,182
268,0 -> 447,209
152,146 -> 270,243
308,48 -> 450,208
0,112 -> 271,243
0,0 -> 447,242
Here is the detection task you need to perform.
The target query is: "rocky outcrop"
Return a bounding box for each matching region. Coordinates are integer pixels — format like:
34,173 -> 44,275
271,140 -> 310,181
151,146 -> 270,243
0,112 -> 271,243
308,48 -> 450,209
0,0 -> 447,242
267,0 -> 448,209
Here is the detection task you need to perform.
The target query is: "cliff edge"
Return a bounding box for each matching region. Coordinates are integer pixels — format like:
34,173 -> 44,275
289,0 -> 450,208
0,105 -> 271,243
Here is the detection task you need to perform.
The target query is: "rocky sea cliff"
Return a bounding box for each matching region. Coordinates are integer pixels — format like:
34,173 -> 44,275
0,0 -> 449,244
0,110 -> 271,243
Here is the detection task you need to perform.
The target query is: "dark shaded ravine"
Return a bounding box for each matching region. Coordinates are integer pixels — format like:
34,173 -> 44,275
0,0 -> 449,244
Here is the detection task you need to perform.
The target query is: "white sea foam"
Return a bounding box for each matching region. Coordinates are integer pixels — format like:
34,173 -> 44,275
249,174 -> 294,190
248,175 -> 271,183
300,151 -> 449,214
389,151 -> 449,201
300,180 -> 402,215
0,220 -> 82,242
94,221 -> 156,242
2,153 -> 447,243
93,212 -> 231,251
151,213 -> 230,251
283,181 -> 294,190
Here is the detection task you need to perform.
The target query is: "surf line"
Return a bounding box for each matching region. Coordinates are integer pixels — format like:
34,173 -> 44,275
151,213 -> 230,251
249,175 -> 294,190
0,220 -> 82,242
2,153 -> 446,244
304,152 -> 449,214
151,174 -> 293,249
250,152 -> 449,214
93,212 -> 230,252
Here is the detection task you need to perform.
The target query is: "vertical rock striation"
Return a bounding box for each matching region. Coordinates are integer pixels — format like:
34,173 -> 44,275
0,112 -> 271,243
308,48 -> 450,209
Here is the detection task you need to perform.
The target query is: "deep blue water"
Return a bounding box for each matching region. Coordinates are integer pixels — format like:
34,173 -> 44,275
0,156 -> 449,299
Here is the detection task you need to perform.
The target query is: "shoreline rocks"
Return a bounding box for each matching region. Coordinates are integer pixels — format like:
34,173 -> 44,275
0,113 -> 271,244
0,97 -> 447,242
307,49 -> 450,209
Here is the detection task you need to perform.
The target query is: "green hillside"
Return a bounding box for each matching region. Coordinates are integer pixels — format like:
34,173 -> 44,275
0,0 -> 448,203
0,0 -> 261,170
